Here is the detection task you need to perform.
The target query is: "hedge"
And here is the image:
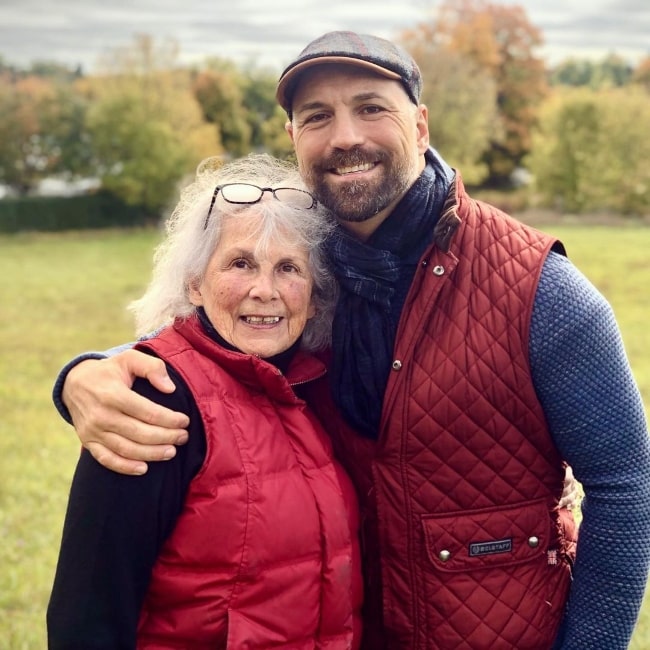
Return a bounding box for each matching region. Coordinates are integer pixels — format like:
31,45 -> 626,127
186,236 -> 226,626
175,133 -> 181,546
0,192 -> 154,233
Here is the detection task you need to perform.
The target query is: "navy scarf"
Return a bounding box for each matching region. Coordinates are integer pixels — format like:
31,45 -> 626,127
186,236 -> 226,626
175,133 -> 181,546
327,149 -> 454,438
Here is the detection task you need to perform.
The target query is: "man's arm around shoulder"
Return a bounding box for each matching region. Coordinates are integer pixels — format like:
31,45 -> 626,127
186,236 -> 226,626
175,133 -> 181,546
52,344 -> 189,475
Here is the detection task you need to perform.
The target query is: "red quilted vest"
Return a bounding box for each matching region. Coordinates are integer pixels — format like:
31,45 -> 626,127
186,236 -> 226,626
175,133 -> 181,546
135,317 -> 363,649
304,175 -> 577,649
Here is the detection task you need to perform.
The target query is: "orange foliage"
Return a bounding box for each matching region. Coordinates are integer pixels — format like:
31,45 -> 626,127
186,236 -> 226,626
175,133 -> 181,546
13,75 -> 57,133
402,0 -> 549,181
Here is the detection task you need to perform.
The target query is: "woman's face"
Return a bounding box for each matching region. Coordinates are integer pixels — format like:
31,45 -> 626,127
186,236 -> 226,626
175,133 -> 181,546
189,212 -> 316,358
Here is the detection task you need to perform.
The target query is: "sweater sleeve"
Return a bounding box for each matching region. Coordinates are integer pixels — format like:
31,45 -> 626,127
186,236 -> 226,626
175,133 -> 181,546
51,331 -> 162,423
530,251 -> 650,650
46,364 -> 206,650
51,344 -> 135,423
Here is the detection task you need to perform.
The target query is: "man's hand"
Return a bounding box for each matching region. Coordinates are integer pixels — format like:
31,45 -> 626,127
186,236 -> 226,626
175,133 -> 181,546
559,464 -> 582,510
62,350 -> 190,475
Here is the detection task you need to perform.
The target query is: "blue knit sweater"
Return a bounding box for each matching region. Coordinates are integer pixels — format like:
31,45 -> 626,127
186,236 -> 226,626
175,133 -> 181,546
533,251 -> 650,649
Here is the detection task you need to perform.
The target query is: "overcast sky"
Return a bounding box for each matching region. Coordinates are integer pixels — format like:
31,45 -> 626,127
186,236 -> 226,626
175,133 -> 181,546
1,0 -> 648,75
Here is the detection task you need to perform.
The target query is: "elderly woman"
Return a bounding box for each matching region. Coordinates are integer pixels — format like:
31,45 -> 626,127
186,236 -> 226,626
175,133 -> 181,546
47,154 -> 363,649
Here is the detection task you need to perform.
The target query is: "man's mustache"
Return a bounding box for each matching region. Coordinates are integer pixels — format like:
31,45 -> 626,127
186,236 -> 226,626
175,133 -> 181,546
317,147 -> 386,172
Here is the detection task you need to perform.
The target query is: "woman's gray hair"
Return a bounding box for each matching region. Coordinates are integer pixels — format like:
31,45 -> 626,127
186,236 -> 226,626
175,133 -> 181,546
129,153 -> 337,351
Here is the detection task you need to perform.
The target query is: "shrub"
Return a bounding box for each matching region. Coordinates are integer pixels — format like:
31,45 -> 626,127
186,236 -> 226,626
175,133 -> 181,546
0,191 -> 153,233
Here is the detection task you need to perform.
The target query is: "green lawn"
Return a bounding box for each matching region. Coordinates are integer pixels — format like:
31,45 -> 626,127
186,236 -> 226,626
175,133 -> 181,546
0,228 -> 157,647
0,223 -> 648,647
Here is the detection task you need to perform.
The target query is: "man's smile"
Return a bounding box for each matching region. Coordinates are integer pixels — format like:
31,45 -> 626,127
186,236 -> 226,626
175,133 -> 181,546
331,162 -> 378,175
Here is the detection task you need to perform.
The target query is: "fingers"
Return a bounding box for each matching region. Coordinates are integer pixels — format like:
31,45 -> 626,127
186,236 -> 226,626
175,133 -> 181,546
75,396 -> 189,475
62,353 -> 190,475
558,485 -> 580,510
64,353 -> 189,434
85,441 -> 156,476
87,427 -> 184,463
105,389 -> 190,434
559,464 -> 583,510
564,464 -> 574,483
118,349 -> 177,394
82,419 -> 189,476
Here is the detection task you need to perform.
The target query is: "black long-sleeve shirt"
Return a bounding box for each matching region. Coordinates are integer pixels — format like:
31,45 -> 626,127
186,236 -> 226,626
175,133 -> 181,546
47,366 -> 205,648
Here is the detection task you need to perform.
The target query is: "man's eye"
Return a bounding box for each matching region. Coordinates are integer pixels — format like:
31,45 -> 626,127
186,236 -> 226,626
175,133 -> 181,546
304,112 -> 328,124
361,105 -> 384,115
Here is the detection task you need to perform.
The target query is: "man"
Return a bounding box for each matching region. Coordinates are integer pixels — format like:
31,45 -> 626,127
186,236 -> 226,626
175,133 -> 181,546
53,32 -> 650,649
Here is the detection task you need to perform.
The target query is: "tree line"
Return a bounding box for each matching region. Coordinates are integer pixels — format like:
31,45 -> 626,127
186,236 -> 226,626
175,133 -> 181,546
1,0 -> 649,216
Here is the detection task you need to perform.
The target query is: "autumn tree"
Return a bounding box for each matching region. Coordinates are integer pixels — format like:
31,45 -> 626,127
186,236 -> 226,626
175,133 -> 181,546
84,35 -> 221,213
239,65 -> 293,158
405,0 -> 548,184
192,60 -> 291,159
0,75 -> 30,192
0,73 -> 89,194
256,105 -> 295,160
400,40 -> 499,185
193,59 -> 252,157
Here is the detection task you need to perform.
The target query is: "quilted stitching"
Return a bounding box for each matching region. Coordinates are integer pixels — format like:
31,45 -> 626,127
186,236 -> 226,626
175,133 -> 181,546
373,191 -> 575,648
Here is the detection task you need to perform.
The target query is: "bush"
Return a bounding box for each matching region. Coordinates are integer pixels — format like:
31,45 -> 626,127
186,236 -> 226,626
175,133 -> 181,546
527,87 -> 650,216
0,191 -> 153,233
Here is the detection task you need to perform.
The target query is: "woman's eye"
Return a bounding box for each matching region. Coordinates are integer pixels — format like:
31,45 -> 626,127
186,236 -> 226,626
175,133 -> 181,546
232,258 -> 250,269
280,263 -> 299,273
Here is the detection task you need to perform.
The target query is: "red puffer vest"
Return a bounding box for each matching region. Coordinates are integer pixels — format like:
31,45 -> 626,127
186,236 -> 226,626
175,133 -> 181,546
135,316 -> 363,649
304,175 -> 577,650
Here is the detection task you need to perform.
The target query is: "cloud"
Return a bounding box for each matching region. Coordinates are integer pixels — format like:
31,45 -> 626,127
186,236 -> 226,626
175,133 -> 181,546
0,0 -> 648,73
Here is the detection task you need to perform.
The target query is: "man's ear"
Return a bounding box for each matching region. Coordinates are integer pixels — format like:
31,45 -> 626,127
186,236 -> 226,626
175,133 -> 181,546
285,120 -> 295,144
416,104 -> 430,153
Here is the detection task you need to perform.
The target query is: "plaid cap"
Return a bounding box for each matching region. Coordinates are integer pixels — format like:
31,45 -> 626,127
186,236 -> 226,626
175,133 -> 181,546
276,31 -> 422,114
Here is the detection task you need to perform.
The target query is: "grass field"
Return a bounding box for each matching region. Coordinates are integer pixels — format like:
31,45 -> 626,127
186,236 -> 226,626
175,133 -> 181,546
1,223 -> 649,648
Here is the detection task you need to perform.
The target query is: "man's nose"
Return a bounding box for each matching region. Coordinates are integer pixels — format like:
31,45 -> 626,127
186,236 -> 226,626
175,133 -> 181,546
329,114 -> 365,149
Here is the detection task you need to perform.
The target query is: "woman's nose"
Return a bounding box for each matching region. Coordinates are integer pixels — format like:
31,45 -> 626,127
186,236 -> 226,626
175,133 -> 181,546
248,271 -> 278,301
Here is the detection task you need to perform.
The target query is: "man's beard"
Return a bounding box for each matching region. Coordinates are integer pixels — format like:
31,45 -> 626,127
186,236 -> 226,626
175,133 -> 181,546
305,147 -> 415,223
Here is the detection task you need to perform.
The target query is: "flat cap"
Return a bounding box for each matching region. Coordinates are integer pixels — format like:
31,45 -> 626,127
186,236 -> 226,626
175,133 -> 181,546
276,30 -> 422,114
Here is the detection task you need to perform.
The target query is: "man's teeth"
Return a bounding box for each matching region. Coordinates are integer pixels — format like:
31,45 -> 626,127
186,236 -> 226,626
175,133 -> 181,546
244,316 -> 280,324
335,162 -> 374,175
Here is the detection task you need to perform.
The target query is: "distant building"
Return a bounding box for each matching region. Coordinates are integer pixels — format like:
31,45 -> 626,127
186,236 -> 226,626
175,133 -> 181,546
0,184 -> 17,199
34,177 -> 101,197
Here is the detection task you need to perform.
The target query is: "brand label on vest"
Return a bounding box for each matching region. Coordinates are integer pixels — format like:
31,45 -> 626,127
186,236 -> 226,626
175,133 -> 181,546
469,538 -> 512,557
